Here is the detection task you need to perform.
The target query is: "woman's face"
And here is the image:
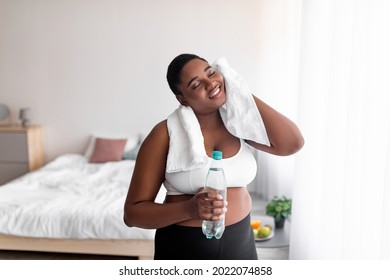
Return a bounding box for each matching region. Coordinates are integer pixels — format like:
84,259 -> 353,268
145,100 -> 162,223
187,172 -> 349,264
176,59 -> 226,115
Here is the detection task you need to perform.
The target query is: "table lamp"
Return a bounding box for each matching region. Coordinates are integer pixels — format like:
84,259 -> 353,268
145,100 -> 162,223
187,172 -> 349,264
19,108 -> 31,127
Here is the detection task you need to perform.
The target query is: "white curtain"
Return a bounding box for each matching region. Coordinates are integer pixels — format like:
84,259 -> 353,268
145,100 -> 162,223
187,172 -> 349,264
255,0 -> 390,259
291,0 -> 390,259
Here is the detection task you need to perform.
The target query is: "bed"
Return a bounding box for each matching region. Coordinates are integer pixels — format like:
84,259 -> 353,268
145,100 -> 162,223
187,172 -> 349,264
0,137 -> 165,260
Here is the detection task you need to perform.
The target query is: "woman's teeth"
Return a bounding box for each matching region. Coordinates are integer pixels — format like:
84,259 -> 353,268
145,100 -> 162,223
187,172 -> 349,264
209,87 -> 220,98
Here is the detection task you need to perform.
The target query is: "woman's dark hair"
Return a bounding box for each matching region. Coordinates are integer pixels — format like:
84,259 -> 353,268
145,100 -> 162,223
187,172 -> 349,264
166,53 -> 206,95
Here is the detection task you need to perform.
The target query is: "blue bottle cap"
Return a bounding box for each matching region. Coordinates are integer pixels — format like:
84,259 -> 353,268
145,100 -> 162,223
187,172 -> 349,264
212,151 -> 223,160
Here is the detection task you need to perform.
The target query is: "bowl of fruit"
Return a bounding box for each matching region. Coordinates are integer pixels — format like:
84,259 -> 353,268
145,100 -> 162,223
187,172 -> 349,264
251,220 -> 274,241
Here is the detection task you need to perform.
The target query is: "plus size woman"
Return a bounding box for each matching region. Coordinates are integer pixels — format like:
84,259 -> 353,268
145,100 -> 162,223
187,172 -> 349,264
124,54 -> 304,260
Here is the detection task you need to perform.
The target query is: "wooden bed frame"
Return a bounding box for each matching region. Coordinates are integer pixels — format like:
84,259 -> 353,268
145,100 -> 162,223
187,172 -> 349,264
0,234 -> 154,260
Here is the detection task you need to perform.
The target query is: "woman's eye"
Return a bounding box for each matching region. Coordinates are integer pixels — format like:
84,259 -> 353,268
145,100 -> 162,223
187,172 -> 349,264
208,71 -> 215,77
192,81 -> 201,89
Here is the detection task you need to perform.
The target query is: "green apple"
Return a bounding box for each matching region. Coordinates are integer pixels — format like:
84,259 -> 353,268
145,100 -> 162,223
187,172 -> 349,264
253,229 -> 259,237
264,225 -> 272,231
257,226 -> 271,238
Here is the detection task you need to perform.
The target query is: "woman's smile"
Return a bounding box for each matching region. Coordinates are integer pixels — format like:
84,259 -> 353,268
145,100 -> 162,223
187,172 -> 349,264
208,85 -> 222,99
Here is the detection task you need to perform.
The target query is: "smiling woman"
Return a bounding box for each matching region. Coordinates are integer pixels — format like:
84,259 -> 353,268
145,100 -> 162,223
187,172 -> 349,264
123,53 -> 304,260
175,58 -> 226,116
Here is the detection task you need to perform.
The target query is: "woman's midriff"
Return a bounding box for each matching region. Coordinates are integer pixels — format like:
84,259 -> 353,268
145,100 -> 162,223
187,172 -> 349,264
164,187 -> 252,227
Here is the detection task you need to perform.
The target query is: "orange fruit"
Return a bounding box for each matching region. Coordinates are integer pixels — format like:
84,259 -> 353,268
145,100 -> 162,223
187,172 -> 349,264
250,220 -> 261,229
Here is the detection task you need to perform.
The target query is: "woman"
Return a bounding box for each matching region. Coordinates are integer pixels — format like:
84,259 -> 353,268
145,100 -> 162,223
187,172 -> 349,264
123,54 -> 304,259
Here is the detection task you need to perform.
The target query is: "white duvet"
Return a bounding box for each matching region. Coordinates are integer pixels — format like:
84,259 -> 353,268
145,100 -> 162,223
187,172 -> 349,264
0,154 -> 165,240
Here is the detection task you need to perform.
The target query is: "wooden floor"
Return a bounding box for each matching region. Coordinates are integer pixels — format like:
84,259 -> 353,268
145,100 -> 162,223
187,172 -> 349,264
0,249 -> 288,260
0,250 -> 136,260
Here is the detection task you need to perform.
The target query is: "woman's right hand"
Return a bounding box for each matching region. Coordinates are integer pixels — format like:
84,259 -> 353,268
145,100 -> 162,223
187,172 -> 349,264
187,188 -> 227,221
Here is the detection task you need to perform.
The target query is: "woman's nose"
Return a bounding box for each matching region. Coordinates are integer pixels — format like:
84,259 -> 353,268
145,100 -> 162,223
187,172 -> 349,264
204,79 -> 215,89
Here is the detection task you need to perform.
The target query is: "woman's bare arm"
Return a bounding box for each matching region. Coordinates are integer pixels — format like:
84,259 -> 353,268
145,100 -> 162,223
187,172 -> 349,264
123,120 -> 224,229
246,95 -> 304,156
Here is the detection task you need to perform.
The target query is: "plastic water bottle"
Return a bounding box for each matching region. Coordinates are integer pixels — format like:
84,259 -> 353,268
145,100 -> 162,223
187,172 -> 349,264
202,151 -> 227,239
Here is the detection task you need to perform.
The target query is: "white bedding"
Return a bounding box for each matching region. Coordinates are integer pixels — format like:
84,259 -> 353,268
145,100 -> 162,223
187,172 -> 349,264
0,154 -> 165,240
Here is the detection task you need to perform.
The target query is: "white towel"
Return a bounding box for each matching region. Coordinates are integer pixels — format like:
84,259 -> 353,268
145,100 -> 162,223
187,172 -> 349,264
166,57 -> 270,173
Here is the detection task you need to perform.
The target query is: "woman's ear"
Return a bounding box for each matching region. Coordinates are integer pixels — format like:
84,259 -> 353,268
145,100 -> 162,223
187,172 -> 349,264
176,95 -> 188,106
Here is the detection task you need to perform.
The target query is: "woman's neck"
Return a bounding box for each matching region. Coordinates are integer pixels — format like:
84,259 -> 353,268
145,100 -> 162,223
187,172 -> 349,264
195,110 -> 224,131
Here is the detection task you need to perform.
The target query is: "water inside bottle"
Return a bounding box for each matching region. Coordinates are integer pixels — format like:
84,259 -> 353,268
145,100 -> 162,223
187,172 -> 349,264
201,186 -> 226,239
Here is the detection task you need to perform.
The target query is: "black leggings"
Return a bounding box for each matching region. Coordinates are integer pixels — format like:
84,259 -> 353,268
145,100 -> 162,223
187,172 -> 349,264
154,214 -> 258,260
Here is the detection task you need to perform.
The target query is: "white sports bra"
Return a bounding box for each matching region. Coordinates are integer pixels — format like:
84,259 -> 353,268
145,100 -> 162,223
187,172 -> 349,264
163,139 -> 257,195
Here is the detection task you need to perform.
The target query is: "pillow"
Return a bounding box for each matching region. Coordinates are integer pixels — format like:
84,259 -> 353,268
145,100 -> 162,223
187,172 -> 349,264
122,143 -> 141,160
122,135 -> 144,160
84,135 -> 138,159
89,138 -> 127,163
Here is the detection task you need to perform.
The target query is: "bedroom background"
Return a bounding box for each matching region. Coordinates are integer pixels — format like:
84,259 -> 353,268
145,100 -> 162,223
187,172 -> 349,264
0,0 -> 297,198
1,0 -> 389,260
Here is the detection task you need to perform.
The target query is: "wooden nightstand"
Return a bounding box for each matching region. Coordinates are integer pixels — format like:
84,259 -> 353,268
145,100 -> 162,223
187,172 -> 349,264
0,126 -> 45,185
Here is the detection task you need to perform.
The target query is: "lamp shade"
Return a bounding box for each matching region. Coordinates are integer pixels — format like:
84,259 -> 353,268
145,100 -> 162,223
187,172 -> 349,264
19,108 -> 31,127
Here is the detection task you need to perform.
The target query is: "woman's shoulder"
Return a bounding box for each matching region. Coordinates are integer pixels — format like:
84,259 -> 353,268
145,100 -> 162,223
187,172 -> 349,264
137,120 -> 169,164
143,120 -> 169,149
151,119 -> 168,138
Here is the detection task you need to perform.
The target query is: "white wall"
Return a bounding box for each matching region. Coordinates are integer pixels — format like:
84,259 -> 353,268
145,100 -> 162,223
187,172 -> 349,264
0,0 -> 263,161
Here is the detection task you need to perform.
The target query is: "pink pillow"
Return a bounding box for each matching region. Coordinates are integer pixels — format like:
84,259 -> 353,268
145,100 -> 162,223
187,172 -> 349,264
89,138 -> 127,163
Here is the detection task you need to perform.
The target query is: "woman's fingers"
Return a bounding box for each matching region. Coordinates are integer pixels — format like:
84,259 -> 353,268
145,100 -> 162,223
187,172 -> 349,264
195,193 -> 227,220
